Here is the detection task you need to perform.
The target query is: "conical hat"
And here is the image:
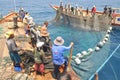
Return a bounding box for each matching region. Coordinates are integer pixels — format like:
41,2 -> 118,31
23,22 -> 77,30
5,31 -> 14,39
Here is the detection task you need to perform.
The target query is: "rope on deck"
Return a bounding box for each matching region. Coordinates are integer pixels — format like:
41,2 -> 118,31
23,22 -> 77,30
89,43 -> 120,80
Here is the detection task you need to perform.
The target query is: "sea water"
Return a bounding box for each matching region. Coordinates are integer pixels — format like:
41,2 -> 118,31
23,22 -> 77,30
0,0 -> 120,80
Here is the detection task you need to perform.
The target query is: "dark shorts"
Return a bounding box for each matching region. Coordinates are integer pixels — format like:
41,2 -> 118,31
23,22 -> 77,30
9,51 -> 22,64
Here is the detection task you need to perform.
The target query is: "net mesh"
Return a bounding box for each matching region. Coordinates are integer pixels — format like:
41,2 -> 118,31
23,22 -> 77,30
55,6 -> 112,31
53,7 -> 120,80
71,28 -> 120,80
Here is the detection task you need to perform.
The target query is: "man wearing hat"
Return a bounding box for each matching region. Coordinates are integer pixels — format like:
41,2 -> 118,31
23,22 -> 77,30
33,41 -> 45,78
13,13 -> 19,29
52,36 -> 74,79
19,7 -> 25,22
5,31 -> 24,70
91,5 -> 96,16
40,21 -> 51,52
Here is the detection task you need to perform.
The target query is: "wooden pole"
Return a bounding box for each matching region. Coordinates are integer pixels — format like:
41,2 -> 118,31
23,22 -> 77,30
95,73 -> 99,80
67,45 -> 73,71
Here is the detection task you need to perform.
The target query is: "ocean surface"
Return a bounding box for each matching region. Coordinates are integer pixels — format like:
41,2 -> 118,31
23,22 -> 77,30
0,0 -> 120,80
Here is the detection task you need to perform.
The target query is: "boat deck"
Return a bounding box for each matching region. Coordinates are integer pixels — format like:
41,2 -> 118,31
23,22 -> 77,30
0,12 -> 55,80
0,12 -> 80,80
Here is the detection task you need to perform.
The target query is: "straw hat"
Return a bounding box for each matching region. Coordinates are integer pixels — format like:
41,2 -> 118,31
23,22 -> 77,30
54,36 -> 64,46
5,31 -> 14,39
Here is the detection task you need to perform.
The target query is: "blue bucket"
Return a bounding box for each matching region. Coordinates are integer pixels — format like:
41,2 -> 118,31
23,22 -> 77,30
14,66 -> 22,72
117,18 -> 120,21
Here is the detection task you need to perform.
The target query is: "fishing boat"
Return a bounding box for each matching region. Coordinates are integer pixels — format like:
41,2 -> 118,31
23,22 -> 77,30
111,8 -> 120,26
0,12 -> 81,80
51,5 -> 120,28
0,2 -> 120,80
50,3 -> 120,80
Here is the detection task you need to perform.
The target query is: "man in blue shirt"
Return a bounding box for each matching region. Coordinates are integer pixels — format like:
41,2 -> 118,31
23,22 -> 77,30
52,36 -> 73,79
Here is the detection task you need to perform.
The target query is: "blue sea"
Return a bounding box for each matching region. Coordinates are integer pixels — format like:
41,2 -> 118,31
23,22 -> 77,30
0,0 -> 120,80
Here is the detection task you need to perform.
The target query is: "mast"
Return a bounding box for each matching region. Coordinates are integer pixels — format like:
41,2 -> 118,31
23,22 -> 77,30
13,0 -> 16,12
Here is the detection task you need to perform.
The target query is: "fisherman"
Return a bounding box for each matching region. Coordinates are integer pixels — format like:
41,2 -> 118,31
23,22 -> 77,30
33,42 -> 45,79
78,6 -> 83,15
67,3 -> 71,12
23,17 -> 29,37
75,4 -> 78,15
108,7 -> 112,17
28,17 -> 35,27
52,36 -> 74,79
18,7 -> 26,22
103,5 -> 108,14
71,7 -> 74,14
86,7 -> 89,15
40,27 -> 51,53
112,10 -> 116,24
5,31 -> 24,71
29,24 -> 36,48
27,16 -> 37,47
13,13 -> 19,30
24,12 -> 32,23
91,5 -> 96,17
65,4 -> 67,13
40,21 -> 48,33
35,22 -> 54,72
35,26 -> 41,46
59,1 -> 63,11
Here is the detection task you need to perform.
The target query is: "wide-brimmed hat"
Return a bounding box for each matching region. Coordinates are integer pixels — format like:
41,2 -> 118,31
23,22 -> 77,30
54,36 -> 64,46
5,31 -> 14,39
36,42 -> 44,48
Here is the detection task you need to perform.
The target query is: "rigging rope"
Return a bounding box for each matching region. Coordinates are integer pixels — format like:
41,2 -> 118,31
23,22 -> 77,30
88,43 -> 120,80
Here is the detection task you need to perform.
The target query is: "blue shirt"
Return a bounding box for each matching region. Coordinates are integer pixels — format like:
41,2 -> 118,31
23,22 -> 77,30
52,44 -> 71,65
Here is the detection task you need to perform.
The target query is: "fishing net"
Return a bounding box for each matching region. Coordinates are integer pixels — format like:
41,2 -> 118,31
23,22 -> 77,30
0,0 -> 120,80
98,29 -> 120,80
50,21 -> 120,80
50,7 -> 120,80
55,6 -> 112,31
